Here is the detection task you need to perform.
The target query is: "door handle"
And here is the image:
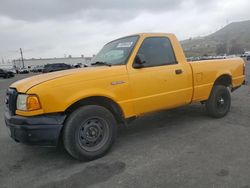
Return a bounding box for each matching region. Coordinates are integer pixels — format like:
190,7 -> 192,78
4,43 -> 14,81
175,69 -> 183,75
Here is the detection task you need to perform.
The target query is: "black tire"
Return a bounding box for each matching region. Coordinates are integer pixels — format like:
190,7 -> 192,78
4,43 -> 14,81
205,85 -> 231,118
63,105 -> 117,161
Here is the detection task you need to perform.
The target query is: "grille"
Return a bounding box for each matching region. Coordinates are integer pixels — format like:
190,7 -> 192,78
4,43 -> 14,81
6,88 -> 18,115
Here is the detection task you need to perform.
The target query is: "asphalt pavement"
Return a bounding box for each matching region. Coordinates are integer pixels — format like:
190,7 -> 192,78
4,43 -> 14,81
0,62 -> 249,188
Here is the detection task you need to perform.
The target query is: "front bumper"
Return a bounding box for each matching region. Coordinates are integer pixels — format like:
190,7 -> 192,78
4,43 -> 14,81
5,111 -> 66,146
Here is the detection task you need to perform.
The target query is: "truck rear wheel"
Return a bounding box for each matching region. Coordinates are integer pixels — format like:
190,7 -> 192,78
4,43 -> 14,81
63,105 -> 117,161
205,85 -> 231,118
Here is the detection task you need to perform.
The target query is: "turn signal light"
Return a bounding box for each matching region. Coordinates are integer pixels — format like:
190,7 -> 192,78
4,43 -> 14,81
27,95 -> 41,111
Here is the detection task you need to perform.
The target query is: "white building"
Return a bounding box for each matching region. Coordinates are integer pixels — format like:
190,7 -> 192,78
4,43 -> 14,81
0,58 -> 13,69
12,56 -> 92,69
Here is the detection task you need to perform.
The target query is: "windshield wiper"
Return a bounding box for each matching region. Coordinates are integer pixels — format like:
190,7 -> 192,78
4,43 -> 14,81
91,61 -> 112,67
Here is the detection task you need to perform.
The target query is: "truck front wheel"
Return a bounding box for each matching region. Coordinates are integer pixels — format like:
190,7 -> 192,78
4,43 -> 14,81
63,105 -> 117,161
205,85 -> 231,118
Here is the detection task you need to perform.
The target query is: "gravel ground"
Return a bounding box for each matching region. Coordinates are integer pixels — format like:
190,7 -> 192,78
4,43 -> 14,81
0,62 -> 249,188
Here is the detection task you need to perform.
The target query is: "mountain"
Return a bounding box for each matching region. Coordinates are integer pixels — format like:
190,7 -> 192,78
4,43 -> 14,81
181,20 -> 250,57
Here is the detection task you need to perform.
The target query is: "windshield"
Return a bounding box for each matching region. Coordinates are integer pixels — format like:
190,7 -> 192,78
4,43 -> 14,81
91,35 -> 138,65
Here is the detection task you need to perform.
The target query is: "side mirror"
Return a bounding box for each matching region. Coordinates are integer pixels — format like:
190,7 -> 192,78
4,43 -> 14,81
133,54 -> 146,69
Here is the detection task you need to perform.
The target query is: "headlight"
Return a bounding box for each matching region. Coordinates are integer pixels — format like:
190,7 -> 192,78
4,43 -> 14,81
16,94 -> 41,111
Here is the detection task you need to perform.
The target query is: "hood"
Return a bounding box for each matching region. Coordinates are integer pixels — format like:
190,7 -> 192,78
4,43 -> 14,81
11,66 -> 127,92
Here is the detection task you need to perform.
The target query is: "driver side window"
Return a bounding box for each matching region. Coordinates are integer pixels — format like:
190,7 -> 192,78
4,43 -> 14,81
136,37 -> 177,67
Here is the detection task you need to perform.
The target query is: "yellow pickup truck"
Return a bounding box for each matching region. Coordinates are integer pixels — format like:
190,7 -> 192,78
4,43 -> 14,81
5,33 -> 245,160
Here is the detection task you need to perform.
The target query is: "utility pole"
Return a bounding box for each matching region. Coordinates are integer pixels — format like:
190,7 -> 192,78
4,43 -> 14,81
20,48 -> 24,68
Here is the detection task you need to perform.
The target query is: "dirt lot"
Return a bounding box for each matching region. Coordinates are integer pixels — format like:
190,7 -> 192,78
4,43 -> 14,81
0,62 -> 249,188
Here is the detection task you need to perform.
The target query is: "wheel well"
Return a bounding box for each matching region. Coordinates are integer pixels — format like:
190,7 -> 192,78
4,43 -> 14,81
214,74 -> 232,87
65,96 -> 125,124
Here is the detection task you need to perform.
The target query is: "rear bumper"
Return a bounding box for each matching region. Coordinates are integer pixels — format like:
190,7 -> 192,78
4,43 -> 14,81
5,111 -> 66,146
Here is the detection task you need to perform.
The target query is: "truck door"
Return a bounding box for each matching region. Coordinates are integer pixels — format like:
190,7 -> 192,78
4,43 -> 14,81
128,37 -> 193,115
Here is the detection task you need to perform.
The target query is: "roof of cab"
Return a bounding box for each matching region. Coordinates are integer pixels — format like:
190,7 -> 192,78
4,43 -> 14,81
129,32 -> 174,37
106,33 -> 175,45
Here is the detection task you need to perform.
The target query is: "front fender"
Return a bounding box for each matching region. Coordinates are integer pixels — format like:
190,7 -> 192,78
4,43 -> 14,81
64,88 -> 118,110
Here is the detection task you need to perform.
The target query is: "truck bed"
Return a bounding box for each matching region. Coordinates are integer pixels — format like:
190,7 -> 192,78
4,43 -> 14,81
189,58 -> 245,102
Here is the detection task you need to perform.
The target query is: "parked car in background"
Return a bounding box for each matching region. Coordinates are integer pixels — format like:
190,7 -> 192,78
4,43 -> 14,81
72,63 -> 88,68
73,63 -> 82,68
247,55 -> 250,61
31,65 -> 44,73
0,69 -> 15,78
42,63 -> 71,73
19,68 -> 29,74
7,68 -> 17,74
241,52 -> 250,57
